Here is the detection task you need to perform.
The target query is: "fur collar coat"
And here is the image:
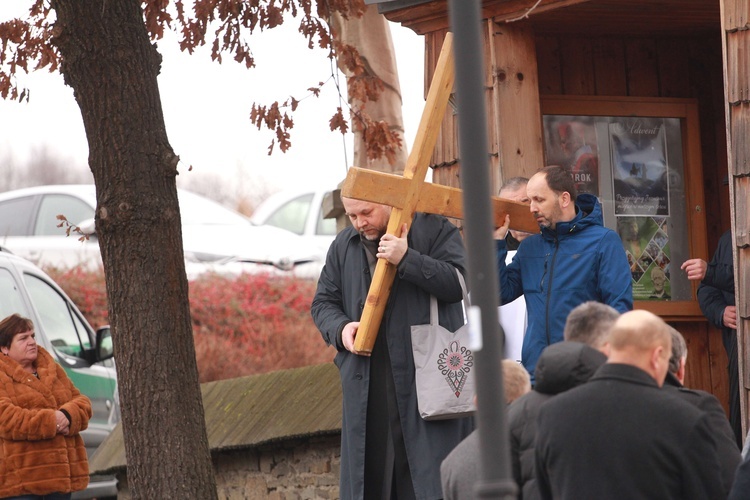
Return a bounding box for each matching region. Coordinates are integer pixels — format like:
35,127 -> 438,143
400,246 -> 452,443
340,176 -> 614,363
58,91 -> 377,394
0,346 -> 92,497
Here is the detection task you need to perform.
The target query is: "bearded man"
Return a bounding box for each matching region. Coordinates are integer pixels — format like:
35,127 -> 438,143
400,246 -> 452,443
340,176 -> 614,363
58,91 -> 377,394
312,197 -> 472,500
495,165 -> 632,380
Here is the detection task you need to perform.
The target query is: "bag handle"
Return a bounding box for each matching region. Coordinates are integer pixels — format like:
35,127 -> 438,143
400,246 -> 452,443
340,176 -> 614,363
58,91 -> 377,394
429,268 -> 469,326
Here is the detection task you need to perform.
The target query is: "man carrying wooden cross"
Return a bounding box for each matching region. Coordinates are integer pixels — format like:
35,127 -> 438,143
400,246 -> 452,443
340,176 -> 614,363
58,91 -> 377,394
311,196 -> 473,500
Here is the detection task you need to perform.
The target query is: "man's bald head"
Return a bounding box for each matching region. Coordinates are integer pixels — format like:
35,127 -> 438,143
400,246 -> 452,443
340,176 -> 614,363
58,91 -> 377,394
607,310 -> 672,386
609,310 -> 671,352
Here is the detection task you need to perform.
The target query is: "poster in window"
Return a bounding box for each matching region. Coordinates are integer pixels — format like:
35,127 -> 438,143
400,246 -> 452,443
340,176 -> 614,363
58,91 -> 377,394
542,116 -> 599,197
610,119 -> 670,216
617,215 -> 671,301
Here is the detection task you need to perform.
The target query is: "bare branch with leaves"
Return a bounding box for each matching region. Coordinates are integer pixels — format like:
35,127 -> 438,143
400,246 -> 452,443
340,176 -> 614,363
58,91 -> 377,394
56,214 -> 90,242
0,0 -> 402,163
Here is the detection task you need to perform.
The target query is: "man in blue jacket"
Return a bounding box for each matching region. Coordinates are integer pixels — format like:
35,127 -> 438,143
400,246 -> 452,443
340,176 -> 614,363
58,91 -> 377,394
495,165 -> 632,380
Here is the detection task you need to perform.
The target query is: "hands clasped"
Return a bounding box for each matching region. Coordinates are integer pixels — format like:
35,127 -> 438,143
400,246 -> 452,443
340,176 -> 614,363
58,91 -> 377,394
54,410 -> 70,435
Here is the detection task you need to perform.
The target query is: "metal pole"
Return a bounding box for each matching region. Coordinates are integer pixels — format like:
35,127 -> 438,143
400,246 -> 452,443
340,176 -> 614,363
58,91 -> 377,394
448,1 -> 517,498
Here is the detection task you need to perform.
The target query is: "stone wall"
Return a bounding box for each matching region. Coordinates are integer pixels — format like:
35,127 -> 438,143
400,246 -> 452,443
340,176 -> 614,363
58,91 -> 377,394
113,434 -> 341,499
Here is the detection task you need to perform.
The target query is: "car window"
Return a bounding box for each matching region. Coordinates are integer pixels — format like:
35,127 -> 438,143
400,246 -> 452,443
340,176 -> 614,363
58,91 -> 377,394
35,194 -> 95,236
0,196 -> 36,237
265,193 -> 313,235
23,273 -> 91,359
315,198 -> 337,236
0,268 -> 29,319
178,190 -> 250,226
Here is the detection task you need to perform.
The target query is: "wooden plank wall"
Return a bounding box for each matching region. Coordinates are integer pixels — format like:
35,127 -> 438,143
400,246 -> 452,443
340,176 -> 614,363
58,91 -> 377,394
721,0 -> 750,435
422,28 -> 733,406
425,28 -> 459,188
426,21 -> 545,190
534,32 -> 732,407
534,32 -> 729,244
490,22 -> 545,181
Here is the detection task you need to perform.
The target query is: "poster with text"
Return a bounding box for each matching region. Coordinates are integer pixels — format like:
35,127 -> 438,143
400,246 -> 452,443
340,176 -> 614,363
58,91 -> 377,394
543,116 -> 600,196
610,118 -> 670,216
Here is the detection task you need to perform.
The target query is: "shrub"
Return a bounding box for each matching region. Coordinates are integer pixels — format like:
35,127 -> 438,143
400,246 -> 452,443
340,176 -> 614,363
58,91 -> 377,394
45,266 -> 333,382
189,272 -> 332,382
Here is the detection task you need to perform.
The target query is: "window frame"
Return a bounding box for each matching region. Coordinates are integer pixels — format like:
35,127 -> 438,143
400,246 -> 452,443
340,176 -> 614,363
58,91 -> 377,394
540,95 -> 708,319
23,271 -> 94,365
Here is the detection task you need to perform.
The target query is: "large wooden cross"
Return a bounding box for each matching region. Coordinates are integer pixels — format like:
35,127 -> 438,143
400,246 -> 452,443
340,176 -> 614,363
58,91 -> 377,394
343,33 -> 537,353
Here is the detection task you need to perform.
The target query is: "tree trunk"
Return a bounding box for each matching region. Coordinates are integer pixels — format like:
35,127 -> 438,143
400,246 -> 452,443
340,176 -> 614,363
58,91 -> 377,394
50,1 -> 217,498
329,5 -> 408,173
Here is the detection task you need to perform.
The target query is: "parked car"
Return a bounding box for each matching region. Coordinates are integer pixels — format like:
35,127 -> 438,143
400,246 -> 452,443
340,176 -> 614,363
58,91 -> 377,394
0,185 -> 324,279
0,247 -> 117,499
250,187 -> 338,257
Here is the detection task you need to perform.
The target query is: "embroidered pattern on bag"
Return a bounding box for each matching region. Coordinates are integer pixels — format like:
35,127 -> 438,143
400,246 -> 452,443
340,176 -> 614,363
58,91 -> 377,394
437,340 -> 474,397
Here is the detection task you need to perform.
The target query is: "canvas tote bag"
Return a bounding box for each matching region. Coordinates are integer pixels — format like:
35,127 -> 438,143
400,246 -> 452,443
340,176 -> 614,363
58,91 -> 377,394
411,270 -> 476,420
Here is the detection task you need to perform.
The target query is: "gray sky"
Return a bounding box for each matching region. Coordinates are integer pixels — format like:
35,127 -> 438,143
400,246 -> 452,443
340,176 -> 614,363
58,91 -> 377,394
0,6 -> 424,198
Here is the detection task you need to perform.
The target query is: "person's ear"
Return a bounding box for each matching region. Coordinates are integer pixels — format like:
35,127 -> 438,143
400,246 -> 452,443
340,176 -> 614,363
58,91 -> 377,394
598,342 -> 611,358
650,346 -> 664,371
676,358 -> 687,385
559,191 -> 572,209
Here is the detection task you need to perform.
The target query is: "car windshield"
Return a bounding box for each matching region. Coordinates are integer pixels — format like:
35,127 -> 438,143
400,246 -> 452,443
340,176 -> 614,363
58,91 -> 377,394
178,191 -> 250,226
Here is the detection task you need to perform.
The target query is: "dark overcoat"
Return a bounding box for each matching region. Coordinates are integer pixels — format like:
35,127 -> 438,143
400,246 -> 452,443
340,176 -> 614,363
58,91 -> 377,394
441,341 -> 606,500
507,342 -> 606,500
697,229 -> 742,447
662,372 -> 740,497
728,452 -> 750,499
311,213 -> 473,500
536,363 -> 724,500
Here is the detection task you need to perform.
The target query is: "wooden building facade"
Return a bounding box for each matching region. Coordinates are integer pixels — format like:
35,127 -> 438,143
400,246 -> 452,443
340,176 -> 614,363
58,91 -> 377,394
380,0 -> 748,429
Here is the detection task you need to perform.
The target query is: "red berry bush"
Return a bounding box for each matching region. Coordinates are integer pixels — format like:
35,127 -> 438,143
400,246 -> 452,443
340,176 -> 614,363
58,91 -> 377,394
189,272 -> 333,382
45,267 -> 333,382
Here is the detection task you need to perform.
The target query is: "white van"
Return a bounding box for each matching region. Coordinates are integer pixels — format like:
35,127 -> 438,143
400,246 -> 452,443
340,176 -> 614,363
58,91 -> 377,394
0,247 -> 118,499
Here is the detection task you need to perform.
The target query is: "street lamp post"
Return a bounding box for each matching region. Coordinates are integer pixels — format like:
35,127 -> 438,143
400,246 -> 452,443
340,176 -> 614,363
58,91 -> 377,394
448,1 -> 517,498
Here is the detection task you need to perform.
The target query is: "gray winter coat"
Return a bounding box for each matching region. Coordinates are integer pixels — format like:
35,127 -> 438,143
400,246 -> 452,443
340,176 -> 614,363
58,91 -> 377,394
311,213 -> 473,500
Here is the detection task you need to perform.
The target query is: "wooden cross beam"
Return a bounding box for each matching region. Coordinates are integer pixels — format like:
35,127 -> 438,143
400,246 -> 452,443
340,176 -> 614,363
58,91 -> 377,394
345,33 -> 536,353
341,167 -> 538,233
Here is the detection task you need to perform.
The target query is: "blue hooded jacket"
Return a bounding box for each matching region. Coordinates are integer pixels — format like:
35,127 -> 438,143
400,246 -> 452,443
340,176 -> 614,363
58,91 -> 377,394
496,193 -> 633,379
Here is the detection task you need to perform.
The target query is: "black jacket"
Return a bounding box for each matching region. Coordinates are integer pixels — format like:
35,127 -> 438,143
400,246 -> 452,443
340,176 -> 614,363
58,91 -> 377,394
507,342 -> 606,499
729,452 -> 750,499
536,363 -> 724,500
696,229 -> 742,447
662,372 -> 741,497
697,230 -> 735,352
312,213 -> 472,500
